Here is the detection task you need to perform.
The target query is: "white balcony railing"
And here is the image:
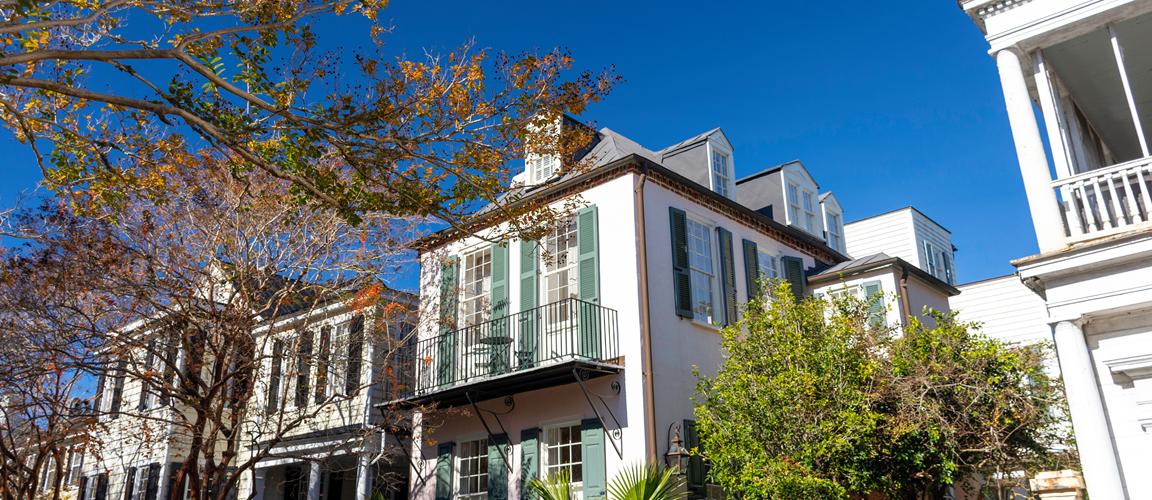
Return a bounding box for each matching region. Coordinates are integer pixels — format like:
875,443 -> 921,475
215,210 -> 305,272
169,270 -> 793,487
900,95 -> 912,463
1053,156 -> 1152,242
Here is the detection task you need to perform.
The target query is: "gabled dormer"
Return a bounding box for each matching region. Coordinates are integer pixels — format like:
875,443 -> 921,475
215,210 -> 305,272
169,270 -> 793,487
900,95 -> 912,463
735,160 -> 824,239
658,128 -> 736,199
520,115 -> 602,187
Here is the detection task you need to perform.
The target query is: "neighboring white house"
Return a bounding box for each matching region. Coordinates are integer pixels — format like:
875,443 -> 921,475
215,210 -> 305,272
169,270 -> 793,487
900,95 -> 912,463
809,253 -> 959,329
951,275 -> 1051,346
403,120 -> 847,500
960,1 -> 1152,498
844,207 -> 957,285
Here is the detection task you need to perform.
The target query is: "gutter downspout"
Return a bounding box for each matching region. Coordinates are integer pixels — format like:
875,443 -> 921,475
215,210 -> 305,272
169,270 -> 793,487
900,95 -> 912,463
898,268 -> 913,323
634,168 -> 659,461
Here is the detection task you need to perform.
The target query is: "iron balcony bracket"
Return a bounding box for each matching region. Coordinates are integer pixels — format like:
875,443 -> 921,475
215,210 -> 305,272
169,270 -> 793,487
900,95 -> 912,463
572,367 -> 624,459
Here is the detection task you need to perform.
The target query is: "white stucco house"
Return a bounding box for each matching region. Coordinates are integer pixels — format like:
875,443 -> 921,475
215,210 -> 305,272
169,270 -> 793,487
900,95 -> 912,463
960,1 -> 1152,498
400,119 -> 850,500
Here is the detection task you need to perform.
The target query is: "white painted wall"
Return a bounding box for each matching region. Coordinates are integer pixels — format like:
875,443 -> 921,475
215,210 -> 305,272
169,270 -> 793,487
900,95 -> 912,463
412,174 -> 648,497
811,270 -> 903,328
641,180 -> 820,460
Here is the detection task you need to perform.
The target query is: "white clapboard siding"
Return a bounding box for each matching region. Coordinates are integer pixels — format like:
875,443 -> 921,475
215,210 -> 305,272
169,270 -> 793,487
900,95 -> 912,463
844,209 -> 917,262
951,275 -> 1051,345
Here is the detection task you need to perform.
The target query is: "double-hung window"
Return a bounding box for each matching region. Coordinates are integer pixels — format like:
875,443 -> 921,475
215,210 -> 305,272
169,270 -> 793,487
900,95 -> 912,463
686,217 -> 719,324
922,241 -> 940,278
787,184 -> 802,225
757,250 -> 778,281
826,212 -> 844,252
543,217 -> 579,321
710,151 -> 731,198
456,438 -> 489,499
802,191 -> 817,232
460,248 -> 493,327
543,424 -> 583,492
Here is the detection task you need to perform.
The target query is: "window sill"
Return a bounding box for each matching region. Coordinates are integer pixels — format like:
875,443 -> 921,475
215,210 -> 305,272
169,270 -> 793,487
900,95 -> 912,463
686,318 -> 723,333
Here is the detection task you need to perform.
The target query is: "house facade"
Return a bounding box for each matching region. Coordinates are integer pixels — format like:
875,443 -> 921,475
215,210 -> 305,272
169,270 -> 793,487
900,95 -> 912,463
404,122 -> 847,500
960,1 -> 1152,498
73,285 -> 417,500
843,207 -> 957,286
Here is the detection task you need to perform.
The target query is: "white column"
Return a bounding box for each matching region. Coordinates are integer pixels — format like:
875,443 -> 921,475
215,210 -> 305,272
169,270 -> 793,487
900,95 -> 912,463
1052,320 -> 1126,499
995,48 -> 1067,252
307,461 -> 322,500
251,468 -> 267,500
355,452 -> 373,500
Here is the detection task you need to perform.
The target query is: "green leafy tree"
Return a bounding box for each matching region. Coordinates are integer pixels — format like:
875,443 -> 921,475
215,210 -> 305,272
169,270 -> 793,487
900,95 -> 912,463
693,283 -> 1072,499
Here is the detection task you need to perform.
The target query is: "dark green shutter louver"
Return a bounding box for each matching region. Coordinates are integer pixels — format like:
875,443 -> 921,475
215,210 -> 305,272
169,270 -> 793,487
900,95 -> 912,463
519,241 -> 538,368
437,257 -> 459,387
435,442 -> 454,500
716,227 -> 737,326
683,420 -> 706,492
520,428 -> 540,500
491,244 -> 510,318
669,208 -> 692,318
742,239 -> 760,300
488,434 -> 509,500
577,206 -> 600,358
581,418 -> 607,500
781,256 -> 806,299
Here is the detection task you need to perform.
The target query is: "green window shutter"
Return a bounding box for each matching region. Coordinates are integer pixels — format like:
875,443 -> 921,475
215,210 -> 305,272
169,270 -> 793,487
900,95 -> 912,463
488,434 -> 509,500
683,420 -> 706,492
577,206 -> 600,303
742,239 -> 760,300
519,428 -> 540,500
863,280 -> 884,326
781,256 -> 806,299
577,206 -> 601,359
437,257 -> 459,387
519,241 -> 538,368
716,227 -> 737,326
435,442 -> 455,500
491,244 -> 510,319
669,208 -> 693,318
580,418 -> 607,500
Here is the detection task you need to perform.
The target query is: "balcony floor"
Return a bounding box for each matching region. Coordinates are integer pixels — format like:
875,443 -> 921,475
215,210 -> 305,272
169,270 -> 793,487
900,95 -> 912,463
389,357 -> 623,409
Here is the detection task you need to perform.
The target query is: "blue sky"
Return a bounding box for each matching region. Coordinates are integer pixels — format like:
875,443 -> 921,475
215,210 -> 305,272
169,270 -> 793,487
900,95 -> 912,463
0,0 -> 1037,284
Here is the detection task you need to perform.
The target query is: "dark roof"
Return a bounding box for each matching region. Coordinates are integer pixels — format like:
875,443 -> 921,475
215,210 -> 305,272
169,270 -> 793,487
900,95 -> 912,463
657,127 -> 722,156
734,161 -> 793,184
808,252 -> 960,296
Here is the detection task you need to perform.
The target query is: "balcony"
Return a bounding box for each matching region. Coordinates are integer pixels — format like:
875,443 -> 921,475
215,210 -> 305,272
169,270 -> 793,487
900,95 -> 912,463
403,298 -> 621,407
1054,156 -> 1152,242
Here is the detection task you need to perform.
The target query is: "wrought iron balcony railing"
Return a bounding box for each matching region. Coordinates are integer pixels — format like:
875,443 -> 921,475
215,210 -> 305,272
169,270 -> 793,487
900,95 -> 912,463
408,298 -> 619,396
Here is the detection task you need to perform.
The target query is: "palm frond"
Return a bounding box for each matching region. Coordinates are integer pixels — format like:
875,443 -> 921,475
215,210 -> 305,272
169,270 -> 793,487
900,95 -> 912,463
606,463 -> 687,500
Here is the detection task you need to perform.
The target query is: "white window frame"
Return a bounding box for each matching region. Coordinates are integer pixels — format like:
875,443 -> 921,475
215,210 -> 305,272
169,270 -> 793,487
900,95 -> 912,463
826,211 -> 844,252
685,214 -> 721,326
459,247 -> 493,327
456,437 -> 489,500
757,249 -> 778,280
801,190 -> 818,233
922,241 -> 940,278
529,155 -> 560,183
541,217 -> 579,329
541,422 -> 584,495
708,145 -> 734,198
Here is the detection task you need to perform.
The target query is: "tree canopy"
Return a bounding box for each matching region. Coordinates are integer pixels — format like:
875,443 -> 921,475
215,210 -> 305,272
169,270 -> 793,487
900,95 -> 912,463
0,0 -> 618,230
693,283 -> 1073,499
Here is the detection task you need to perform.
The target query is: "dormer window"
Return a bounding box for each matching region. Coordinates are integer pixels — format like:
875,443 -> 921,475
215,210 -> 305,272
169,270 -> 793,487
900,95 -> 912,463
710,150 -> 732,198
787,182 -> 819,233
826,212 -> 844,252
529,155 -> 560,183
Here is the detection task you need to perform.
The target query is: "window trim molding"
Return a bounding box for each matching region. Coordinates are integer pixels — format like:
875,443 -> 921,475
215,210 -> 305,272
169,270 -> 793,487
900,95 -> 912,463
706,141 -> 735,199
684,212 -> 723,328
